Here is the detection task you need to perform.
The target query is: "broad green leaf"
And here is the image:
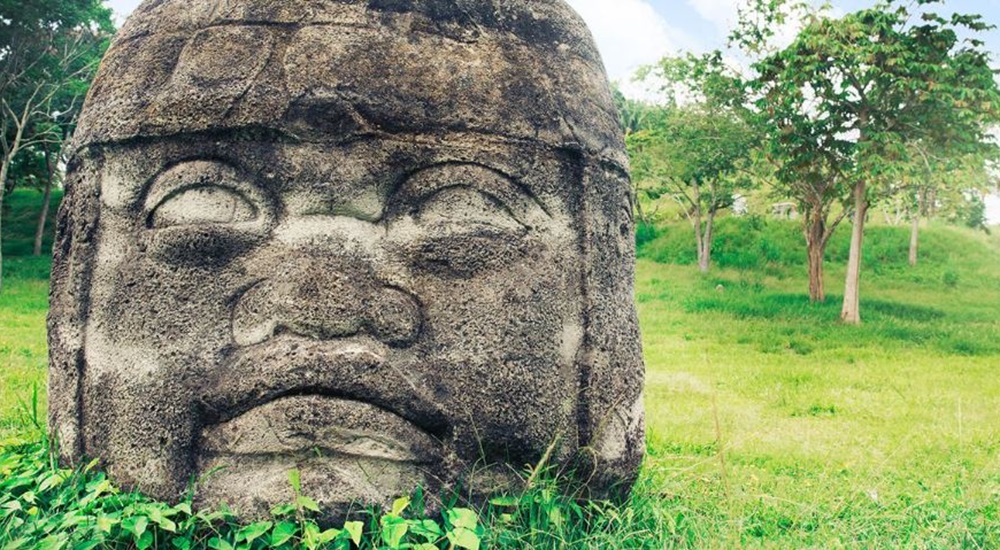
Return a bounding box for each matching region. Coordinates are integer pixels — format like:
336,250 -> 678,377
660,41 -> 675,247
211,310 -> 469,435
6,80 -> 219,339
446,527 -> 481,550
302,522 -> 320,550
270,520 -> 298,546
123,515 -> 148,539
58,511 -> 87,530
37,534 -> 69,550
136,530 -> 154,550
38,472 -> 67,492
296,495 -> 320,513
97,514 -> 121,533
236,520 -> 273,543
391,495 -> 410,516
316,527 -> 341,544
270,503 -> 296,517
287,469 -> 301,492
380,516 -> 408,548
344,520 -> 364,546
446,508 -> 479,531
410,518 -> 443,541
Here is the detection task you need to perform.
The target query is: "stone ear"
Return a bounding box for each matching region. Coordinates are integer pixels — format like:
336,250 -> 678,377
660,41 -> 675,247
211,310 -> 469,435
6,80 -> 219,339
574,162 -> 645,495
48,152 -> 103,465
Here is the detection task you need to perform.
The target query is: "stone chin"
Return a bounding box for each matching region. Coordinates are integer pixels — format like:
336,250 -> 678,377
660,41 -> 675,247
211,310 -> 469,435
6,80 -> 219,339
196,395 -> 442,520
48,0 -> 646,521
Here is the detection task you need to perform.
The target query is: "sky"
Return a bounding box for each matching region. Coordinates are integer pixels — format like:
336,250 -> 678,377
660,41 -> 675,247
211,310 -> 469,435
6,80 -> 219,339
104,0 -> 1000,223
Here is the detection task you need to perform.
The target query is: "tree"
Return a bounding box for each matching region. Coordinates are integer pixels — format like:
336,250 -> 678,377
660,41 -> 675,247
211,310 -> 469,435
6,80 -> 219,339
743,0 -> 1000,323
635,54 -> 759,273
751,85 -> 853,302
902,145 -> 997,265
0,0 -> 113,291
614,88 -> 671,231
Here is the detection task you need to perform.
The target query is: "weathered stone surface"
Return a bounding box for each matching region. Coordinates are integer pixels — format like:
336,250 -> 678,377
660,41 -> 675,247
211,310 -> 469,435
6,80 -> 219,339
49,0 -> 644,520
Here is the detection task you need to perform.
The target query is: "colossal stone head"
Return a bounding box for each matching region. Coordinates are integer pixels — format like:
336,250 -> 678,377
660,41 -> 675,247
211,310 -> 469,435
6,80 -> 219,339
49,0 -> 644,519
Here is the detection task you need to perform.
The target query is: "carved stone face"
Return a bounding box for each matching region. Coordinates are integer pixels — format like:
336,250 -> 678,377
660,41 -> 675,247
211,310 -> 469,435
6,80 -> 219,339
49,0 -> 644,520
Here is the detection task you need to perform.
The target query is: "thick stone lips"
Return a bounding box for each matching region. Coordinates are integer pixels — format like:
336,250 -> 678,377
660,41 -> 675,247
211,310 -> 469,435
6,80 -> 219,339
201,395 -> 441,464
199,335 -> 450,443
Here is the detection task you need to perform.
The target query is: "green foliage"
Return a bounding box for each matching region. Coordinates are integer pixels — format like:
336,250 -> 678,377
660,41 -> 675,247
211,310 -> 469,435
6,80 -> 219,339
0,441 -> 488,550
641,218 -> 805,272
0,441 -> 367,550
641,216 -> 1000,282
0,0 -> 113,291
0,436 -> 691,549
735,0 -> 1000,318
1,187 -> 63,257
634,221 -> 659,248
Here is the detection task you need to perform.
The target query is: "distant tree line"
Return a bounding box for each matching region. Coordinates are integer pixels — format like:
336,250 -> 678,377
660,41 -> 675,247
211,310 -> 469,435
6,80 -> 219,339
0,0 -> 114,292
622,0 -> 1000,324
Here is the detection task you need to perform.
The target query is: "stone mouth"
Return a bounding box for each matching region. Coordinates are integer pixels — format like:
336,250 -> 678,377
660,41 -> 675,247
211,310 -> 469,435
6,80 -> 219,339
199,335 -> 450,442
200,394 -> 441,464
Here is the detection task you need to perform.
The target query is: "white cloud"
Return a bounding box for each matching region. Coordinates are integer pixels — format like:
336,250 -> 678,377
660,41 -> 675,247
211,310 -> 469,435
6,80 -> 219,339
688,0 -> 814,54
564,0 -> 694,83
686,0 -> 741,33
107,0 -> 142,23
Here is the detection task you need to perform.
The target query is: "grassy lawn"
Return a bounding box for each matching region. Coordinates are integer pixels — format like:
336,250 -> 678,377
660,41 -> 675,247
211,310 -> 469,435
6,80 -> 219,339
1,210 -> 998,547
637,259 -> 999,547
0,257 -> 51,442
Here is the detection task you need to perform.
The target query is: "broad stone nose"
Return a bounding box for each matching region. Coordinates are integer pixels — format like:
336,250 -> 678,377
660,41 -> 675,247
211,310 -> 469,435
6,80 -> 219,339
232,257 -> 422,348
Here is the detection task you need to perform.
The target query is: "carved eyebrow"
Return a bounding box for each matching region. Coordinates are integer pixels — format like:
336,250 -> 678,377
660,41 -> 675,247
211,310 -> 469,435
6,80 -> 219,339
390,162 -> 550,228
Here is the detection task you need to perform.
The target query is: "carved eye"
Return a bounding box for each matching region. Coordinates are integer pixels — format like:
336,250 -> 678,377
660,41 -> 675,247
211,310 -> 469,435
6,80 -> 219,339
141,161 -> 270,267
412,186 -> 526,278
149,185 -> 258,228
416,186 -> 523,232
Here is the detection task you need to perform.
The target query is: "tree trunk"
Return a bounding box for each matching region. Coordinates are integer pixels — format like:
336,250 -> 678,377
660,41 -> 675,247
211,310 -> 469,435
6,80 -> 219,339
699,209 -> 715,274
908,212 -> 920,267
33,147 -> 55,256
805,209 -> 827,303
0,158 -> 8,294
0,106 -> 30,293
908,187 -> 925,267
841,180 -> 869,324
691,184 -> 709,273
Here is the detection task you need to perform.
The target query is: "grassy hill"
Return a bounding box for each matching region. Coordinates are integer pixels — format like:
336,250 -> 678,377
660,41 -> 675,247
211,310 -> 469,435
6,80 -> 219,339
1,187 -> 63,258
1,195 -> 998,547
639,217 -> 1000,355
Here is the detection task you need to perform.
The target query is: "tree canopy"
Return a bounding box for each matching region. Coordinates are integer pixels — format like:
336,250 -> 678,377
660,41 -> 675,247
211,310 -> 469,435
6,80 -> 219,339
0,0 -> 113,291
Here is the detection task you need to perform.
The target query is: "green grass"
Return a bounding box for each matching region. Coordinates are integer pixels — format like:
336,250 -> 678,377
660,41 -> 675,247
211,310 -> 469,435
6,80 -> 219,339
2,198 -> 999,547
637,261 -> 999,548
0,256 -> 51,442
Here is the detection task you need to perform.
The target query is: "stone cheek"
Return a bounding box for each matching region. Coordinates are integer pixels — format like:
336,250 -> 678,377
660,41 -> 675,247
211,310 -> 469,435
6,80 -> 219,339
49,0 -> 644,521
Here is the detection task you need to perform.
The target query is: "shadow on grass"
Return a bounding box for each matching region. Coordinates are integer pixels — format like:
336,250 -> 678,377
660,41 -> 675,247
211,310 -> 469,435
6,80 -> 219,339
686,292 -> 945,323
681,289 -> 1000,356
